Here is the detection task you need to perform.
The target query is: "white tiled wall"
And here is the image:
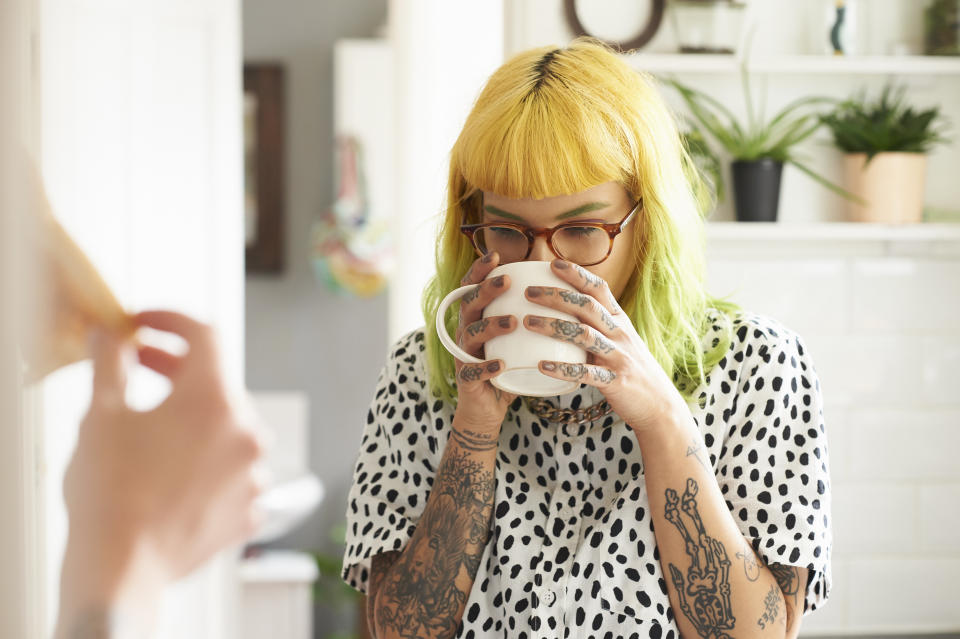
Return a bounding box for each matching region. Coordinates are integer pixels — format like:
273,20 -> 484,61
705,225 -> 960,635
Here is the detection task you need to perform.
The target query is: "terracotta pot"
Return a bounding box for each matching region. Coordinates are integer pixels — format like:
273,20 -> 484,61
842,152 -> 927,223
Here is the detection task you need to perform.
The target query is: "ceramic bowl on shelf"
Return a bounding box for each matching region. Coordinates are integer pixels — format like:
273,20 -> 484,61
669,0 -> 746,54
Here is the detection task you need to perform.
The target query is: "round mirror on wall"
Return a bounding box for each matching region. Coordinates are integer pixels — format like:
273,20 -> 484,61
564,0 -> 666,50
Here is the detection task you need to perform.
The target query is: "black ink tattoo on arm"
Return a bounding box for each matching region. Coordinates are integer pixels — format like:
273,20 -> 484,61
665,478 -> 736,639
369,551 -> 403,632
736,539 -> 761,582
757,584 -> 785,629
685,439 -> 711,472
451,428 -> 498,452
769,563 -> 802,608
375,448 -> 495,638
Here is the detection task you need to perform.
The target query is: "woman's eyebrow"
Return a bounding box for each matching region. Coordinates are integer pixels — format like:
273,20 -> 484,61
483,201 -> 611,222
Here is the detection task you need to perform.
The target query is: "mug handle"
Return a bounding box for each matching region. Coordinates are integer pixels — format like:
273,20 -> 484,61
435,284 -> 484,364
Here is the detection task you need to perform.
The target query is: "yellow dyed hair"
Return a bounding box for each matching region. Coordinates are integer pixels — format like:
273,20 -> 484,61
422,38 -> 742,406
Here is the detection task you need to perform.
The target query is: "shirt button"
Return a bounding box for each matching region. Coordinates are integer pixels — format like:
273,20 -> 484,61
543,590 -> 556,606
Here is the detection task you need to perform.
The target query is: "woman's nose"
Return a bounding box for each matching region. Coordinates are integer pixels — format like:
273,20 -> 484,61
527,236 -> 554,262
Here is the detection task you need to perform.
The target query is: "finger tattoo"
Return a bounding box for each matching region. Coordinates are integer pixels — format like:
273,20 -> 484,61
549,318 -> 585,343
458,365 -> 484,382
559,363 -> 587,379
599,309 -> 618,331
591,368 -> 617,384
589,334 -> 616,355
466,318 -> 489,338
558,290 -> 589,307
461,285 -> 480,306
576,265 -> 605,289
461,263 -> 476,285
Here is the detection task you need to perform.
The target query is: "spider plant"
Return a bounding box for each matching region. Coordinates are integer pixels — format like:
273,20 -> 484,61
682,127 -> 725,204
819,84 -> 950,163
665,63 -> 852,200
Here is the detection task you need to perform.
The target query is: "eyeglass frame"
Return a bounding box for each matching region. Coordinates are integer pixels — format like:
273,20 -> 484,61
459,198 -> 642,267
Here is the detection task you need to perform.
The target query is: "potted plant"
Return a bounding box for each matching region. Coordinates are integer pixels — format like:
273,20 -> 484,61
311,523 -> 371,639
667,66 -> 848,222
820,85 -> 950,224
682,127 -> 725,206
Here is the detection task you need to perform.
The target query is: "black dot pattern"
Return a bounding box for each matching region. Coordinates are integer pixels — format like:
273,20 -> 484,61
342,309 -> 832,635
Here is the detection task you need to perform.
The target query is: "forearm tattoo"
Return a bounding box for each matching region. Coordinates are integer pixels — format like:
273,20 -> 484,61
685,439 -> 711,472
757,584 -> 785,629
769,563 -> 802,607
736,538 -> 761,582
665,478 -> 736,639
375,448 -> 495,638
451,428 -> 498,452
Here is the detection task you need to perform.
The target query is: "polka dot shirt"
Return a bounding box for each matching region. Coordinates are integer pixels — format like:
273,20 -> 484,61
342,308 -> 832,638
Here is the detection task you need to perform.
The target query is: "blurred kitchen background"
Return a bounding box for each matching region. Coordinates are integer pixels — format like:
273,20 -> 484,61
11,0 -> 959,638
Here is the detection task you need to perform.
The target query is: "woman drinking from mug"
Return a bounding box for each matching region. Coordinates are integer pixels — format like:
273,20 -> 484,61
342,39 -> 832,639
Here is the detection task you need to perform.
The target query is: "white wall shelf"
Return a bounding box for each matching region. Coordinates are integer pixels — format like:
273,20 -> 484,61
707,222 -> 960,241
625,53 -> 960,76
706,222 -> 960,258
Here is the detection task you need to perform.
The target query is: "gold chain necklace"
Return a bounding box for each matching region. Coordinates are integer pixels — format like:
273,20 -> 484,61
524,396 -> 614,426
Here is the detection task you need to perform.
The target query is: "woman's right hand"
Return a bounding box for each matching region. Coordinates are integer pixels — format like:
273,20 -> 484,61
452,252 -> 517,435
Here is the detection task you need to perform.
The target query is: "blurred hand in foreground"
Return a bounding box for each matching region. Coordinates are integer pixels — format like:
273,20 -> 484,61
55,310 -> 265,638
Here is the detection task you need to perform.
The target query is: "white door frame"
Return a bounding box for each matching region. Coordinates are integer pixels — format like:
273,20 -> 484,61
0,0 -> 45,634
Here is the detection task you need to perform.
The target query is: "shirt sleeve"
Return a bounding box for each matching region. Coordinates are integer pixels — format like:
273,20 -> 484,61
341,330 -> 442,594
716,323 -> 833,613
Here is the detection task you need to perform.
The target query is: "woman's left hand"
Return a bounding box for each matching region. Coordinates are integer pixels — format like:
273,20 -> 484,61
523,259 -> 689,435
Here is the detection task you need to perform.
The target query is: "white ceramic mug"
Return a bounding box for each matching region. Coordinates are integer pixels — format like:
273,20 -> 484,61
435,261 -> 586,397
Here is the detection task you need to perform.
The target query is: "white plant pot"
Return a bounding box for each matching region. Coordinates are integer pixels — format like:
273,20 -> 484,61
842,152 -> 927,223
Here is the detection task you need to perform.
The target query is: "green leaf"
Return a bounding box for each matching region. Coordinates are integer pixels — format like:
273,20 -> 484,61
789,157 -> 866,204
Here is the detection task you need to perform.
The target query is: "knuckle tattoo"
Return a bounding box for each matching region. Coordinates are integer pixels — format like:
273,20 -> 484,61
600,310 -> 618,331
590,334 -> 616,354
592,368 -> 616,384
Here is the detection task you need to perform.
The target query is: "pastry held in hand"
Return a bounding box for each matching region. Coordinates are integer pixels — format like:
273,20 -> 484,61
21,164 -> 134,382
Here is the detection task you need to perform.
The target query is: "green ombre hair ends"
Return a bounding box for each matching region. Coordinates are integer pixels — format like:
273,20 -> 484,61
422,38 -> 741,406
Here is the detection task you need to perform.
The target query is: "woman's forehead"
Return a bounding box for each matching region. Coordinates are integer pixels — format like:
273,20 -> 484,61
481,182 -> 628,218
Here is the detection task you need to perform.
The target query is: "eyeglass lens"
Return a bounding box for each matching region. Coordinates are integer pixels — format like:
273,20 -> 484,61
475,225 -> 609,265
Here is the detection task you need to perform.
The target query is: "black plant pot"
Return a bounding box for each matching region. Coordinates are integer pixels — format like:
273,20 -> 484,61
732,159 -> 783,222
